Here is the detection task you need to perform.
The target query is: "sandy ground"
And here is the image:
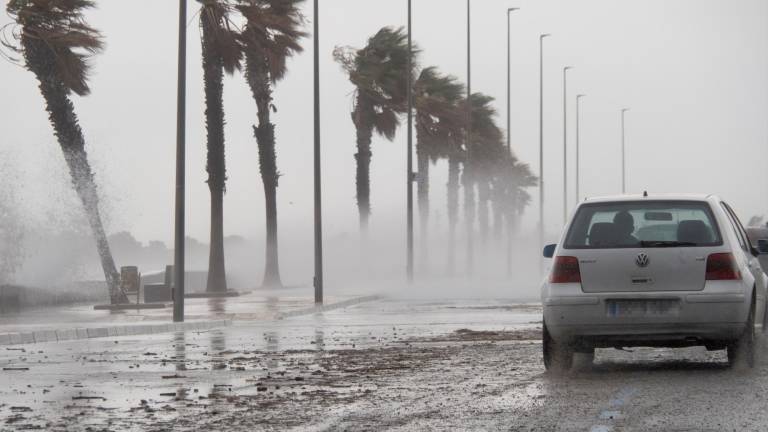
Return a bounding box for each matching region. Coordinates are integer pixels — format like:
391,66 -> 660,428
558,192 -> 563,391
1,299 -> 767,431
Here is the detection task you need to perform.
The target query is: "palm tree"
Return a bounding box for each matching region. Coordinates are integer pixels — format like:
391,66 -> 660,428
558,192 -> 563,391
198,0 -> 242,293
499,156 -> 536,231
334,27 -> 414,233
460,93 -> 504,273
236,0 -> 306,288
414,67 -> 464,271
445,148 -> 463,274
491,154 -> 536,240
6,0 -> 128,304
494,155 -> 536,276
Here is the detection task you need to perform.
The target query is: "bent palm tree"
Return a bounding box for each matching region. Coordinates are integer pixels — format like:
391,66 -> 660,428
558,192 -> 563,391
496,156 -> 536,232
6,0 -> 128,304
198,0 -> 242,293
494,155 -> 536,275
460,93 -> 504,272
445,148 -> 463,274
414,67 -> 464,270
334,27 -> 414,232
236,0 -> 306,288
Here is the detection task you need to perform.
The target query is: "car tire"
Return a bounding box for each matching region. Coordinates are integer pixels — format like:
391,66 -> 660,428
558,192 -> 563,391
728,297 -> 756,369
543,323 -> 573,374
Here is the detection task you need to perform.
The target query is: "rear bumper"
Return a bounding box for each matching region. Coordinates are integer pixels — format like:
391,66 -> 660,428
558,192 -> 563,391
542,282 -> 750,346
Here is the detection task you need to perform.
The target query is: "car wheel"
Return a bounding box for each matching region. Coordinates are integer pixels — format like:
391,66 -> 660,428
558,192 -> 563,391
728,297 -> 756,369
543,322 -> 573,374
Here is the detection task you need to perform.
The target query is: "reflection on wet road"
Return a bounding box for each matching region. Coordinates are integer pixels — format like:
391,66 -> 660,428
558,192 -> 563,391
1,299 -> 767,431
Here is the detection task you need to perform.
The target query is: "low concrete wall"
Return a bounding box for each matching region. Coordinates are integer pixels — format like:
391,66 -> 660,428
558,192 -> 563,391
0,284 -> 108,314
0,320 -> 231,346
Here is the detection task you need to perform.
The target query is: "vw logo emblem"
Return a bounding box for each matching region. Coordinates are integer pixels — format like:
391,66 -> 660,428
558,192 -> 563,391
636,253 -> 650,268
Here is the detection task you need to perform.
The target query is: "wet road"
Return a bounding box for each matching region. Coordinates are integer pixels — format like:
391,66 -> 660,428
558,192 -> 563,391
1,299 -> 768,431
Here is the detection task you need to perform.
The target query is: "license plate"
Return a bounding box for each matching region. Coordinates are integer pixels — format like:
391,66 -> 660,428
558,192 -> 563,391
606,300 -> 680,318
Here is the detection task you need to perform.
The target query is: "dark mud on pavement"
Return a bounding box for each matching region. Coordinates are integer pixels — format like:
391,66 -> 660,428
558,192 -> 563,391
0,325 -> 543,431
5,299 -> 768,431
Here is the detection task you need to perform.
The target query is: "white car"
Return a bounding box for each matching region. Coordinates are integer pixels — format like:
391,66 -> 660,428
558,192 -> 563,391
541,194 -> 767,372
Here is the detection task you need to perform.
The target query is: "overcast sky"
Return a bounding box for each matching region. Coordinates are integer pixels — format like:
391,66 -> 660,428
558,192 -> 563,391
1,0 -> 767,246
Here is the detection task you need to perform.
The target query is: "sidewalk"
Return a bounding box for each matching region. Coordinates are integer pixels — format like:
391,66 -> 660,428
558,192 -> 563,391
0,288 -> 382,346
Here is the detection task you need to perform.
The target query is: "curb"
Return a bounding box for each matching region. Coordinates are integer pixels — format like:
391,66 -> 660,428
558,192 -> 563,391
276,295 -> 385,320
0,320 -> 232,347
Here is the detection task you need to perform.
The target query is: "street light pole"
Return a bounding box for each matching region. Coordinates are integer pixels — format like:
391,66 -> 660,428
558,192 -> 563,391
406,0 -> 414,283
538,33 -> 550,249
505,6 -> 519,280
621,108 -> 630,194
173,0 -> 186,323
575,94 -> 586,204
313,0 -> 324,304
506,7 -> 519,155
562,66 -> 572,225
466,0 -> 474,275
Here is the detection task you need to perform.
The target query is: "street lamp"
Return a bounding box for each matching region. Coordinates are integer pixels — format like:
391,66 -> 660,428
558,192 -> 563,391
173,0 -> 187,323
621,108 -> 630,194
538,33 -> 550,248
466,0 -> 474,275
406,0 -> 415,283
562,66 -> 573,225
313,0 -> 324,304
506,7 -> 519,154
575,94 -> 586,204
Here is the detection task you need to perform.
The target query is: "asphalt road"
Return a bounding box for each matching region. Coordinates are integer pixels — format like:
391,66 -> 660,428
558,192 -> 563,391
1,299 -> 767,431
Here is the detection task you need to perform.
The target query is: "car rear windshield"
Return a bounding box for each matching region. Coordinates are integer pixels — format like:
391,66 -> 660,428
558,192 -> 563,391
564,200 -> 723,249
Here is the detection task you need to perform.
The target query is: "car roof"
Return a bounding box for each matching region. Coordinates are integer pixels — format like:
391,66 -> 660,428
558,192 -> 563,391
580,193 -> 718,204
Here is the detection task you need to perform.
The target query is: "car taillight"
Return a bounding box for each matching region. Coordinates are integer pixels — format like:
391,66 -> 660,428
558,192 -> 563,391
550,256 -> 582,284
706,253 -> 742,281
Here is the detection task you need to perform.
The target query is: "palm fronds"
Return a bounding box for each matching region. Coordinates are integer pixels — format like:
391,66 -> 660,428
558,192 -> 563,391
236,0 -> 307,83
6,0 -> 102,95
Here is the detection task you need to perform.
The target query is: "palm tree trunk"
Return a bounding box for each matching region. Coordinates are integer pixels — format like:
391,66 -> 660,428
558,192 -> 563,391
416,130 -> 429,274
245,52 -> 282,288
256,117 -> 282,288
477,179 -> 490,247
207,187 -> 227,291
505,211 -> 514,278
353,94 -> 375,233
22,36 -> 127,304
462,162 -> 476,276
492,192 -> 504,242
446,155 -> 460,276
202,20 -> 228,293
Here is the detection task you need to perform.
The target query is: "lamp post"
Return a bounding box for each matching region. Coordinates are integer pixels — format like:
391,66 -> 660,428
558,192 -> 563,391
505,6 -> 519,279
575,94 -> 586,204
173,0 -> 187,323
466,0 -> 474,275
406,0 -> 414,283
562,66 -> 572,224
621,108 -> 630,194
506,7 -> 519,154
313,0 -> 324,304
538,33 -> 550,249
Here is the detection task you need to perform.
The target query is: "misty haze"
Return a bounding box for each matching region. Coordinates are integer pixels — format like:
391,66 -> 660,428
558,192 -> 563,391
0,0 -> 767,431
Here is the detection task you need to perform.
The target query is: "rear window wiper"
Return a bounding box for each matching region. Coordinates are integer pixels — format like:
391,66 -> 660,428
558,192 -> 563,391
640,240 -> 698,247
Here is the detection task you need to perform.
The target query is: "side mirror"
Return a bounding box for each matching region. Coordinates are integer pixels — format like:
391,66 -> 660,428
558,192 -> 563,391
543,244 -> 557,258
751,246 -> 761,258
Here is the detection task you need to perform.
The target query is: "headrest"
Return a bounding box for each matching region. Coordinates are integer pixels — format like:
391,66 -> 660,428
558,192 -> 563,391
677,220 -> 712,244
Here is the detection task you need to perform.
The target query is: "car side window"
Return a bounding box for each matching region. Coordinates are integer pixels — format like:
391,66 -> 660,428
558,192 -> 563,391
720,202 -> 748,252
723,202 -> 753,250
